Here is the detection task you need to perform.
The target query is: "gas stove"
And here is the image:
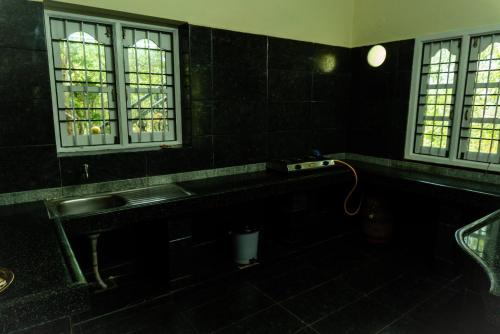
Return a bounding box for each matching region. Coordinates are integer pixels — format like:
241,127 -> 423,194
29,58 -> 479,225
266,156 -> 335,173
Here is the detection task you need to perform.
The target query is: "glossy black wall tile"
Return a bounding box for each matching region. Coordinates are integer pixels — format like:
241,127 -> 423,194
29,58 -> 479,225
0,0 -> 46,51
212,30 -> 267,71
191,101 -> 213,136
190,65 -> 213,100
0,145 -> 60,193
60,152 -> 148,186
0,48 -> 51,102
268,37 -> 313,71
213,67 -> 267,101
213,100 -> 267,135
0,98 -> 54,147
213,134 -> 267,167
212,29 -> 267,101
311,102 -> 346,130
147,136 -> 213,176
190,26 -> 212,66
269,102 -> 310,132
310,129 -> 347,155
313,73 -> 351,102
269,69 -> 312,102
348,39 -> 414,160
269,131 -> 310,159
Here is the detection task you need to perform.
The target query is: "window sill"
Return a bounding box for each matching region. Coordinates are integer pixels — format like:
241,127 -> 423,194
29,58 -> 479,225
404,152 -> 500,174
56,144 -> 184,158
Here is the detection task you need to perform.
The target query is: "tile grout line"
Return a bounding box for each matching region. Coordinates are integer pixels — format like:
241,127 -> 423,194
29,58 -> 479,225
373,276 -> 459,334
209,304 -> 276,334
247,281 -> 319,333
182,280 -> 260,314
244,233 -> 365,306
179,310 -> 202,334
307,294 -> 366,328
264,260 -> 420,328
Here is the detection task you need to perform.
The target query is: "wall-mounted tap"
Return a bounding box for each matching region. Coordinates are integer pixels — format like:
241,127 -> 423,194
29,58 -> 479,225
82,163 -> 90,181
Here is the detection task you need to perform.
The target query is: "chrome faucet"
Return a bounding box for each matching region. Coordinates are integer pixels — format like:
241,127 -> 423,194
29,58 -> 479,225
83,164 -> 89,181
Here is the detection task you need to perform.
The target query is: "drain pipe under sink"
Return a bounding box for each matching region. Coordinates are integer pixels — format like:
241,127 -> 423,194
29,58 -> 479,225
89,233 -> 108,290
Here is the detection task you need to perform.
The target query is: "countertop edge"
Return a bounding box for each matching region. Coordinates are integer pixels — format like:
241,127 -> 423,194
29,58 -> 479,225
455,209 -> 500,297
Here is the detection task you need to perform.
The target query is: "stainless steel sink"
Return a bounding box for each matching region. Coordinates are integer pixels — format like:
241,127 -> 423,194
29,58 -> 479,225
47,194 -> 128,218
45,183 -> 193,219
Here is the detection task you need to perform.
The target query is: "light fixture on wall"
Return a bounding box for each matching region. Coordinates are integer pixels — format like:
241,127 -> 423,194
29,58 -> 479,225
367,45 -> 386,67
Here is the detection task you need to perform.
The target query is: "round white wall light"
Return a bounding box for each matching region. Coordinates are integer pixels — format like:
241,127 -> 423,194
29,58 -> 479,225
367,45 -> 387,67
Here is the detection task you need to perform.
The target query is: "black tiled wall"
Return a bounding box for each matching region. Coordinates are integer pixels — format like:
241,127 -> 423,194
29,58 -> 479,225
0,1 -> 352,194
0,0 -> 60,194
348,40 -> 414,160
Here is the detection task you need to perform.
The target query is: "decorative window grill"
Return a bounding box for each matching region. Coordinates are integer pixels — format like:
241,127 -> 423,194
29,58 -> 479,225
406,28 -> 500,171
123,27 -> 177,143
413,39 -> 461,157
45,11 -> 182,154
459,34 -> 500,163
49,18 -> 118,147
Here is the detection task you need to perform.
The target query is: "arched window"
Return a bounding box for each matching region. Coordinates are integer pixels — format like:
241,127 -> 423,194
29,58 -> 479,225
407,31 -> 500,171
49,18 -> 118,147
123,29 -> 175,143
46,12 -> 182,153
459,38 -> 500,162
413,40 -> 461,157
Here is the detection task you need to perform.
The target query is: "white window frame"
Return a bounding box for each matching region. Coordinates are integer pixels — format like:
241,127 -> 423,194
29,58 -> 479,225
44,10 -> 183,155
405,25 -> 500,172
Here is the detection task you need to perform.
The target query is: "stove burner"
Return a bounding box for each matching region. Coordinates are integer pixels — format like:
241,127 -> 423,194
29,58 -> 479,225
266,156 -> 335,173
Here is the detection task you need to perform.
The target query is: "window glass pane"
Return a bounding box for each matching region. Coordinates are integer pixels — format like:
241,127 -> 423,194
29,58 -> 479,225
414,39 -> 461,157
123,27 -> 177,144
459,34 -> 500,163
49,18 -> 118,147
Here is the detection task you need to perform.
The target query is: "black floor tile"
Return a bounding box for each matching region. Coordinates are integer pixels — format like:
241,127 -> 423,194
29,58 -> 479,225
295,327 -> 320,334
127,312 -> 197,334
184,283 -> 274,333
69,234 -> 482,334
343,259 -> 407,294
281,276 -> 363,324
304,235 -> 374,277
168,275 -> 249,311
246,251 -> 313,283
407,288 -> 488,334
215,305 -> 305,334
377,316 -> 440,334
248,236 -> 369,302
252,264 -> 332,302
370,271 -> 447,313
14,317 -> 71,334
312,297 -> 399,334
75,301 -> 188,334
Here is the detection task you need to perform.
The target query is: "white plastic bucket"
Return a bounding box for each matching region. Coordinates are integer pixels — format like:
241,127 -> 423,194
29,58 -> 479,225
232,230 -> 259,265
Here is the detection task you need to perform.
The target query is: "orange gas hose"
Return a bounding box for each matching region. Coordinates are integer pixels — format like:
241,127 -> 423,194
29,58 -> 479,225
333,160 -> 361,216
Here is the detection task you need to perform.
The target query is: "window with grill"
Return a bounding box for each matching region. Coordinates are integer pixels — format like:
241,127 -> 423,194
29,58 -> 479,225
413,40 -> 460,157
459,34 -> 500,163
123,28 -> 177,143
45,11 -> 182,153
406,29 -> 500,171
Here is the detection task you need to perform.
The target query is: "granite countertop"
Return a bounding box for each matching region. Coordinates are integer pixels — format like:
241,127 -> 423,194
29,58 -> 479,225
456,209 -> 500,296
0,202 -> 88,333
60,168 -> 354,234
353,161 -> 500,199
